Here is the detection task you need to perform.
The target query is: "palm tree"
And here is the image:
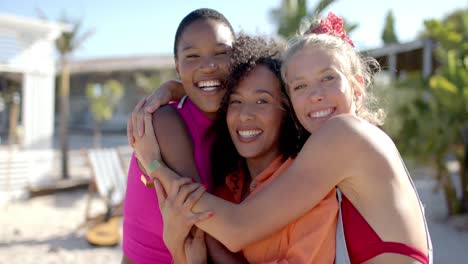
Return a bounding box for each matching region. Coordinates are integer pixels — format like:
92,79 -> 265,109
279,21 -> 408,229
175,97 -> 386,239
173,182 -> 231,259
86,80 -> 124,148
269,0 -> 358,39
55,15 -> 93,179
134,72 -> 164,94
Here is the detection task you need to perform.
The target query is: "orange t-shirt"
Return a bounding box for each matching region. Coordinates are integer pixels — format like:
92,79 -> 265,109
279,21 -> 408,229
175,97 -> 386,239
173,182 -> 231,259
215,156 -> 338,264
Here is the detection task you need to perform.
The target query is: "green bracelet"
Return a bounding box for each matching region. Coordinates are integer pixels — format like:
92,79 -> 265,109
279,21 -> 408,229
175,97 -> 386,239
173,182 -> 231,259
147,160 -> 162,174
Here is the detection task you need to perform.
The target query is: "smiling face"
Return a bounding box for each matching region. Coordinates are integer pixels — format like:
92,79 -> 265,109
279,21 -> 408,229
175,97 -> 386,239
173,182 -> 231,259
227,65 -> 285,161
285,46 -> 360,133
175,18 -> 234,119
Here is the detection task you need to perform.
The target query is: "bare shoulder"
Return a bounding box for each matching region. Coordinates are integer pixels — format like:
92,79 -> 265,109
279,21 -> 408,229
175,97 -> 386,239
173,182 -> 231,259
323,114 -> 390,142
152,105 -> 184,126
151,105 -> 189,138
303,115 -> 364,147
150,104 -> 192,155
302,115 -> 395,161
319,114 -> 370,137
151,105 -> 198,180
291,114 -> 397,187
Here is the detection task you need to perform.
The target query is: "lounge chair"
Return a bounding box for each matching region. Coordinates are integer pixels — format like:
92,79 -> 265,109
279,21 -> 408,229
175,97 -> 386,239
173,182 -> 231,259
83,147 -> 127,246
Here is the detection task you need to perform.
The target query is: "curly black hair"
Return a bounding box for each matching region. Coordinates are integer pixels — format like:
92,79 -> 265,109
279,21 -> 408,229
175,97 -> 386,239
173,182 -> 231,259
210,34 -> 303,188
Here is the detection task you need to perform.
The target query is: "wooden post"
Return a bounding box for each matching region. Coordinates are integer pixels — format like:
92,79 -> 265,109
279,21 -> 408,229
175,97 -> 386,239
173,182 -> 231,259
8,92 -> 20,145
388,53 -> 397,81
422,39 -> 433,80
59,57 -> 70,179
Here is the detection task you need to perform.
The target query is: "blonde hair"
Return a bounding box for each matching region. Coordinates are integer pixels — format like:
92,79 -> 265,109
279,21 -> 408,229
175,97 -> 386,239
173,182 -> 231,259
281,20 -> 385,126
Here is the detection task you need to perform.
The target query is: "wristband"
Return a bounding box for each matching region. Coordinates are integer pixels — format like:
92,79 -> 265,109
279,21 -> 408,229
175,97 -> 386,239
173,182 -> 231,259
147,159 -> 162,174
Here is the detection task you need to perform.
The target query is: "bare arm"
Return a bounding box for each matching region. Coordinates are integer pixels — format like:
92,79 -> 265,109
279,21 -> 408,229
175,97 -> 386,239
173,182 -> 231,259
129,105 -> 199,264
206,236 -> 248,264
154,106 -> 203,263
134,107 -> 245,260
154,176 -> 208,264
128,79 -> 185,146
153,105 -> 200,181
148,115 -> 364,252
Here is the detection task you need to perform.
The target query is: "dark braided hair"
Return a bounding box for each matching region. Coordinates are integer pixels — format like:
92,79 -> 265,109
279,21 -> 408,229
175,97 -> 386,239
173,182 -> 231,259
210,34 -> 303,188
173,8 -> 235,58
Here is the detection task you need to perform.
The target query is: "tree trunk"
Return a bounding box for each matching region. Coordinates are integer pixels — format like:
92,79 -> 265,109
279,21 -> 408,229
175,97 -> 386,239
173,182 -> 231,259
436,157 -> 462,215
461,142 -> 468,212
8,99 -> 19,145
59,57 -> 70,179
93,120 -> 101,149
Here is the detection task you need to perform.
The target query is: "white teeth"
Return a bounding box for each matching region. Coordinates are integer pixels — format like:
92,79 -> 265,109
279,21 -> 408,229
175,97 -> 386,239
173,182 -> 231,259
198,80 -> 221,88
310,108 -> 333,118
201,87 -> 218,92
198,80 -> 221,92
238,130 -> 262,138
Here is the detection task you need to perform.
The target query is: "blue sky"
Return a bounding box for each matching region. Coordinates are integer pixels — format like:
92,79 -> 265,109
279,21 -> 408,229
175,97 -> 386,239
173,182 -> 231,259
1,0 -> 466,59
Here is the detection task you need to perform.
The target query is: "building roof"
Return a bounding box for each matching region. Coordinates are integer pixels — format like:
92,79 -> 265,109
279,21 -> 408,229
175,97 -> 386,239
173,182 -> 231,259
0,14 -> 70,39
68,54 -> 175,74
66,39 -> 433,75
0,14 -> 70,74
363,39 -> 427,58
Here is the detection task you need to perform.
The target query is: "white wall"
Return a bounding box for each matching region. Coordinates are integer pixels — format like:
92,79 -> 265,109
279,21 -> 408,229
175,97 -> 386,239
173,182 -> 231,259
0,15 -> 68,202
0,15 -> 62,148
22,72 -> 55,148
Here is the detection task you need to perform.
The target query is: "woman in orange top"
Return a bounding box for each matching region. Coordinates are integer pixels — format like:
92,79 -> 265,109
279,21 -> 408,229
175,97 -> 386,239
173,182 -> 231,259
143,35 -> 338,263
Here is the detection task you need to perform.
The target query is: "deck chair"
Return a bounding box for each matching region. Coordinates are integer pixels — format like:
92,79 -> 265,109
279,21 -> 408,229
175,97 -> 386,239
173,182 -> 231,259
83,148 -> 127,246
84,147 -> 127,221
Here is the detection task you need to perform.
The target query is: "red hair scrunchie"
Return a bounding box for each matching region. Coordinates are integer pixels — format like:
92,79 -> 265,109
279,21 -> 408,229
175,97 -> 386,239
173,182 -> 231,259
306,12 -> 354,47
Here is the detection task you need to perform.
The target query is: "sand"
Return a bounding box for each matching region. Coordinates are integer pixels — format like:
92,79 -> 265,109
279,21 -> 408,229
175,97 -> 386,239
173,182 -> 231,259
0,189 -> 122,263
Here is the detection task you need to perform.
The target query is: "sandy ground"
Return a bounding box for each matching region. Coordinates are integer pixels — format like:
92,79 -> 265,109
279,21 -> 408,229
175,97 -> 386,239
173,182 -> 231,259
0,133 -> 467,263
0,189 -> 122,264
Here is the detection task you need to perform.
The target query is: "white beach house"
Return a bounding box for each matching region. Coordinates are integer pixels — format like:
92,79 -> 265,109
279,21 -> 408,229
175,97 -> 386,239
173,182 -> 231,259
0,14 -> 69,203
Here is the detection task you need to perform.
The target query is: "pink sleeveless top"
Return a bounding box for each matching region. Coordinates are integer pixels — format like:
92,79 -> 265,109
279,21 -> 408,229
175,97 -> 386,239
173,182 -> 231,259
123,96 -> 214,264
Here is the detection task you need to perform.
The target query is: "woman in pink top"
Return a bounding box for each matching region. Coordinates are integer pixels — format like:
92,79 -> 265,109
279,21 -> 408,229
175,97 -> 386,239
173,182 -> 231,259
121,8 -> 235,264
